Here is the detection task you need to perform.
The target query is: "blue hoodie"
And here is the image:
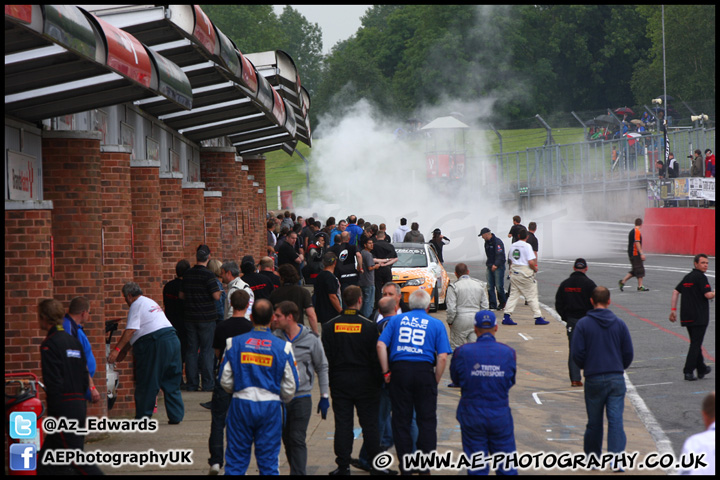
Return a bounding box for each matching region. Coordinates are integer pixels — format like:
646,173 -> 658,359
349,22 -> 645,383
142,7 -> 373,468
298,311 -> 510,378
571,308 -> 633,378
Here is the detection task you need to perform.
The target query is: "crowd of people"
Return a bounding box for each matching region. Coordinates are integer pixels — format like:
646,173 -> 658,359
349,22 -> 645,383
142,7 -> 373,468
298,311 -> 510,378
656,148 -> 715,179
33,211 -> 715,475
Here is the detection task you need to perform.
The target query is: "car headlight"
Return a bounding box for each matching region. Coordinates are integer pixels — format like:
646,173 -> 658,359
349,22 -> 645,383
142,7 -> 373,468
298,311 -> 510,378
406,278 -> 425,286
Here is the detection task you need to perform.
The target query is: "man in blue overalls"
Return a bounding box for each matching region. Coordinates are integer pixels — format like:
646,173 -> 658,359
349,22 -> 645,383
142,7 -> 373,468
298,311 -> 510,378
219,299 -> 299,475
450,310 -> 517,475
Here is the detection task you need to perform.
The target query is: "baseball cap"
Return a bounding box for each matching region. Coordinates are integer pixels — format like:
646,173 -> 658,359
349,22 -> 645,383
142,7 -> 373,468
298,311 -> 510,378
432,228 -> 442,235
196,244 -> 211,256
474,310 -> 497,328
241,255 -> 255,267
574,258 -> 587,269
478,227 -> 491,237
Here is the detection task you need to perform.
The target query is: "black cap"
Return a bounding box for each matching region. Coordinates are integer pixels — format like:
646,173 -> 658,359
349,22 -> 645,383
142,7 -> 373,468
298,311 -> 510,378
241,255 -> 255,267
478,227 -> 491,236
574,258 -> 587,269
432,228 -> 441,235
197,244 -> 211,256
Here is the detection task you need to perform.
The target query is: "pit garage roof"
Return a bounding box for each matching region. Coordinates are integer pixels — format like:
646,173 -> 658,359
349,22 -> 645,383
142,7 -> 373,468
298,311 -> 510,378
5,5 -> 192,122
86,4 -> 310,157
245,50 -> 312,147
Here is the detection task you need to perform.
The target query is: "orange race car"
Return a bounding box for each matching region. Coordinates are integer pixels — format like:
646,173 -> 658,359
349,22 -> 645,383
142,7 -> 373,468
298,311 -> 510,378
391,243 -> 449,312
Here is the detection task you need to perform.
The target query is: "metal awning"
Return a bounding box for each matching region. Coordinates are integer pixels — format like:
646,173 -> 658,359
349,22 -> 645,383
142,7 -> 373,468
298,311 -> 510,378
245,50 -> 312,147
87,4 -> 307,156
4,5 -> 191,122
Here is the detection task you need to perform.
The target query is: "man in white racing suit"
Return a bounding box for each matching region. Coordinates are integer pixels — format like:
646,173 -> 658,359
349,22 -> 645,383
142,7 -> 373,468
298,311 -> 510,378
446,263 -> 489,350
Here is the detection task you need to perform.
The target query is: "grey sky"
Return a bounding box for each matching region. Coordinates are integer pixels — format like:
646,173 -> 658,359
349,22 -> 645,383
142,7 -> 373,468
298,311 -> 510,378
273,5 -> 372,54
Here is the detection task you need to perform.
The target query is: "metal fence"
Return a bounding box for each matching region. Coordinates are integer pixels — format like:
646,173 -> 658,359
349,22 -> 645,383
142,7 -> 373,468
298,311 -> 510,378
471,127 -> 715,201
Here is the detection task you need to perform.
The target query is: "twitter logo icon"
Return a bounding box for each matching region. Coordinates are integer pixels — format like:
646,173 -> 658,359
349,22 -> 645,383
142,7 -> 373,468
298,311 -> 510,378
10,412 -> 37,440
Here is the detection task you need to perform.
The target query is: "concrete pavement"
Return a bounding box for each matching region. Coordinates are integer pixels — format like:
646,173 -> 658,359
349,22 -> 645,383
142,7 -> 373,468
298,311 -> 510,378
88,303 -> 667,475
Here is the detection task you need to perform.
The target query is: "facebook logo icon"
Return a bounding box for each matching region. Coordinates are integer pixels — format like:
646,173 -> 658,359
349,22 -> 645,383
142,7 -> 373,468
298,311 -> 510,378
10,444 -> 37,471
9,412 -> 37,440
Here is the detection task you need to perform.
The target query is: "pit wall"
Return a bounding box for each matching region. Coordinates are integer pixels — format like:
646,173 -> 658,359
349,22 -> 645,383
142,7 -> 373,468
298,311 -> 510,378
642,208 -> 716,256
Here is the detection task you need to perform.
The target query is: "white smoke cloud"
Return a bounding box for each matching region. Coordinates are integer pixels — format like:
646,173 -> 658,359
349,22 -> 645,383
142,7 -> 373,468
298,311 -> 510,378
298,98 -> 606,263
293,5 -> 626,263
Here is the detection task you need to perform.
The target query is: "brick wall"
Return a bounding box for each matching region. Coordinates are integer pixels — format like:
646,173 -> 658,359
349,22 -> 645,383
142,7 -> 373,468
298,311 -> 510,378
203,192 -> 223,260
101,146 -> 135,416
245,156 -> 268,260
160,173 -> 185,283
237,161 -> 253,258
42,132 -> 106,418
4,208 -> 54,375
200,148 -> 241,262
130,161 -> 163,306
182,185 -> 205,262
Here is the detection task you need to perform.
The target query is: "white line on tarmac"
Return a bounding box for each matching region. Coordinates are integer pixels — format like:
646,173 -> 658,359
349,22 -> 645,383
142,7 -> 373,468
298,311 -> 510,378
629,382 -> 673,388
532,389 -> 583,405
540,258 -> 715,278
539,302 -> 677,467
623,371 -> 676,470
518,333 -> 532,341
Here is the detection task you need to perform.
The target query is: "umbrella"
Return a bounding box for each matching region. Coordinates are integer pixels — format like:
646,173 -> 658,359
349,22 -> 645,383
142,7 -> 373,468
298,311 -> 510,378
594,114 -> 621,125
614,107 -> 635,116
584,119 -> 600,127
655,94 -> 674,102
630,119 -> 645,126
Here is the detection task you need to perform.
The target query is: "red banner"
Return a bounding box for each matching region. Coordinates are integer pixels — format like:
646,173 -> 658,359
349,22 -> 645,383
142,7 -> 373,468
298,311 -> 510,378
96,16 -> 152,87
5,5 -> 32,23
192,5 -> 217,55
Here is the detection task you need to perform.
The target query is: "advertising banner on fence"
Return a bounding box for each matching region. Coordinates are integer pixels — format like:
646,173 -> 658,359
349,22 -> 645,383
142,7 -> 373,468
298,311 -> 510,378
648,178 -> 715,202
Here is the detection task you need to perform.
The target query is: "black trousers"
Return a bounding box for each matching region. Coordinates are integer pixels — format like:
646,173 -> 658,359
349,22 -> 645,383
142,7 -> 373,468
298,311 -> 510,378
389,361 -> 437,474
330,372 -> 380,468
282,396 -> 313,475
683,325 -> 708,375
38,401 -> 104,475
565,317 -> 582,382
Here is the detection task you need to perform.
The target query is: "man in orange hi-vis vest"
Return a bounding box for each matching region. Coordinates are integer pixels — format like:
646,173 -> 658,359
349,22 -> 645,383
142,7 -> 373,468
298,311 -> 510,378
619,218 -> 649,292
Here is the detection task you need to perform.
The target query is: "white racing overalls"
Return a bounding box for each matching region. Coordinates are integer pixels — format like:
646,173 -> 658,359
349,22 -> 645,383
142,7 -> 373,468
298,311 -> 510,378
446,275 -> 489,350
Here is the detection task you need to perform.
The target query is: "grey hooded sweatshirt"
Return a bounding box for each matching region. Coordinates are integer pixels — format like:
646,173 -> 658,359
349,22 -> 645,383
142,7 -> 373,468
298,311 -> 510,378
274,325 -> 329,398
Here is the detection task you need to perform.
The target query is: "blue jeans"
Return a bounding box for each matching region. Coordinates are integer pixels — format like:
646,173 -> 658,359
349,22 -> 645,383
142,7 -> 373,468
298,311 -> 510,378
486,265 -> 506,309
583,373 -> 626,457
360,285 -> 375,318
185,322 -> 216,391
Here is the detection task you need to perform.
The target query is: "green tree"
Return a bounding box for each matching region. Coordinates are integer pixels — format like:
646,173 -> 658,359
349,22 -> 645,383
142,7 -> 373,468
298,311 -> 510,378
200,5 -> 284,53
631,5 -> 715,105
276,6 -> 324,127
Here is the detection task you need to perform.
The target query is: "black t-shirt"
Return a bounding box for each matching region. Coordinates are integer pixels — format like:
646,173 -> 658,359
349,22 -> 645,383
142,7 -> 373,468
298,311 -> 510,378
259,270 -> 281,290
555,271 -> 597,320
372,240 -> 397,278
242,272 -> 275,301
526,232 -> 539,254
627,227 -> 642,257
313,270 -> 341,324
181,265 -> 220,323
508,223 -> 526,243
269,284 -> 314,325
277,241 -> 299,266
162,278 -> 185,331
675,269 -> 712,326
321,311 -> 381,382
213,317 -> 253,357
329,242 -> 359,284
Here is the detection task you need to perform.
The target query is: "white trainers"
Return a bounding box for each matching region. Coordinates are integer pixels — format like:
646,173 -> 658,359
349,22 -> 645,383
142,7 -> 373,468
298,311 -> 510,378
209,464 -> 221,475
